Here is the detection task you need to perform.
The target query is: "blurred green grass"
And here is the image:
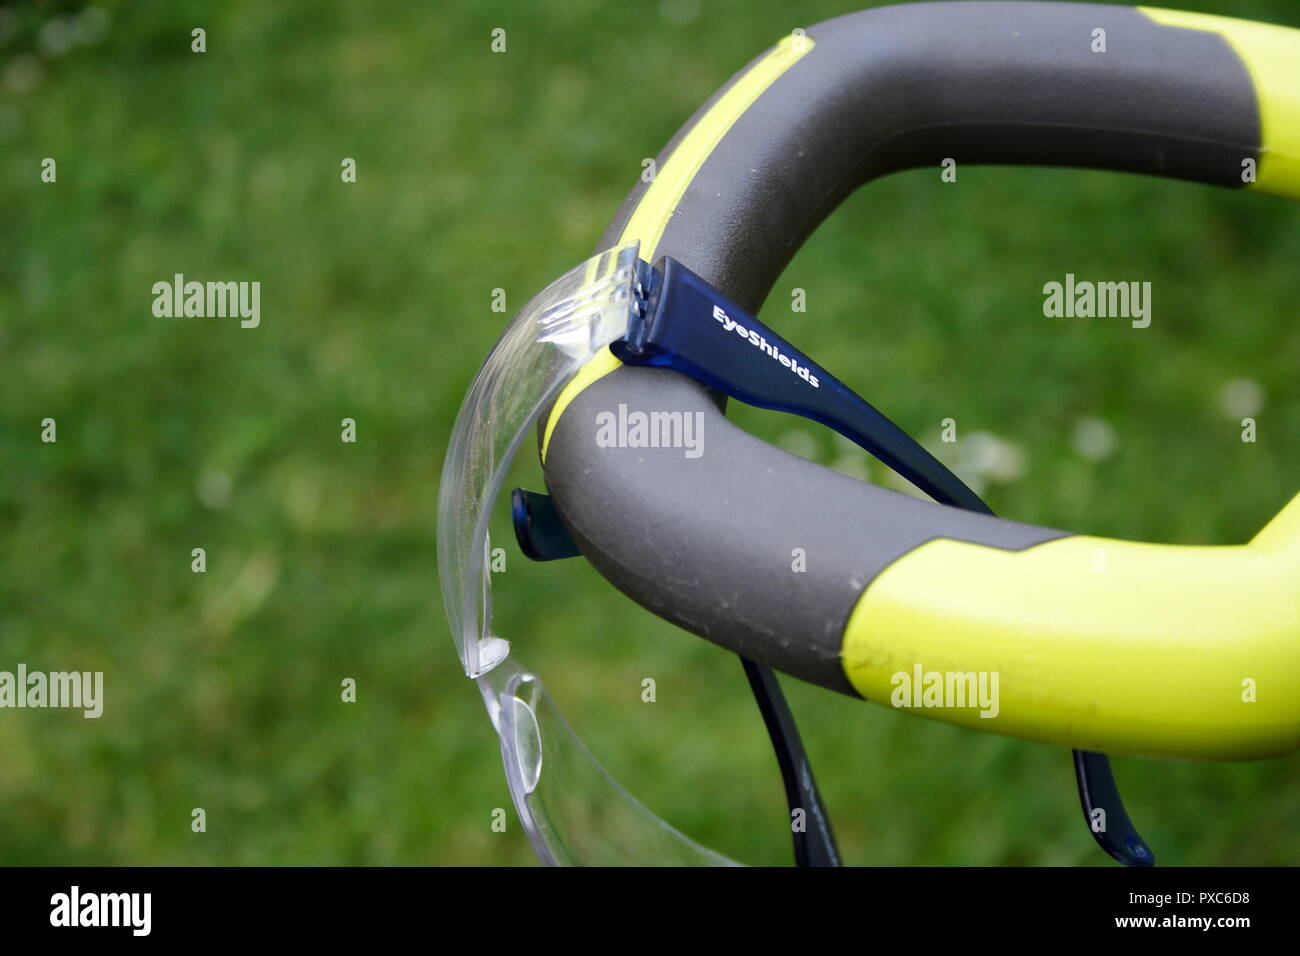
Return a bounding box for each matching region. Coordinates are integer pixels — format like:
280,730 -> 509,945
1,0 -> 1297,865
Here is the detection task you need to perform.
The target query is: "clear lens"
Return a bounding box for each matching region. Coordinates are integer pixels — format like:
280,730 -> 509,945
479,658 -> 738,866
438,241 -> 736,864
438,242 -> 641,678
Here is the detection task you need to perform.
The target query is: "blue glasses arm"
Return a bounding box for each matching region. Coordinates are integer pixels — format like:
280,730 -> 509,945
615,256 -> 989,515
616,256 -> 1153,867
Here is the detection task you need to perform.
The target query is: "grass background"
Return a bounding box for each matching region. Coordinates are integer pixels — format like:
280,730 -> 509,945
1,0 -> 1297,865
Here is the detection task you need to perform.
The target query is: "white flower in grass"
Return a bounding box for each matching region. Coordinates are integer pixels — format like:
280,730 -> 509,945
1071,417 -> 1116,462
1218,378 -> 1264,419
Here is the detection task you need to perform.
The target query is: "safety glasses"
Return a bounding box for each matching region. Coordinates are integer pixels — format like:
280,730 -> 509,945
439,242 -> 745,864
438,241 -> 1152,866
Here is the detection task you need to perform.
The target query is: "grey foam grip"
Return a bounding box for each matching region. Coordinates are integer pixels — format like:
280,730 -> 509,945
543,2 -> 1262,692
601,1 -> 1259,310
545,367 -> 1064,692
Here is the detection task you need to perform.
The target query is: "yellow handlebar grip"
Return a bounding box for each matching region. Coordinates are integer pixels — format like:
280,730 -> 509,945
842,494 -> 1300,760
